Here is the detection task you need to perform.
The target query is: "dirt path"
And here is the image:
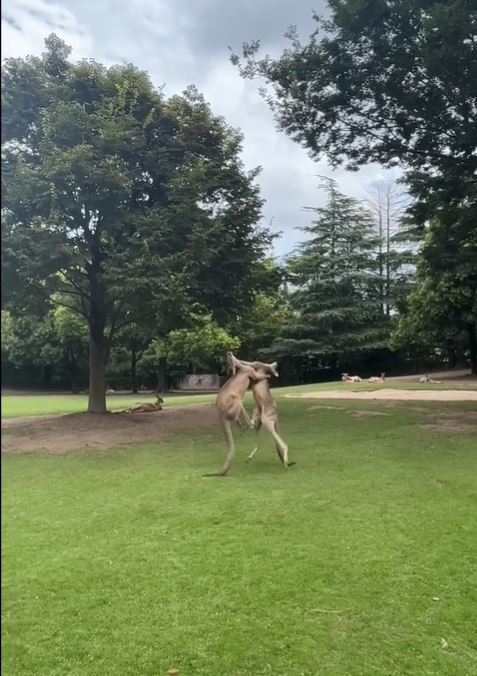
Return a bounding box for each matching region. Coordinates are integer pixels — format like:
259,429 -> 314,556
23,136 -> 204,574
288,388 -> 477,402
1,405 -> 217,455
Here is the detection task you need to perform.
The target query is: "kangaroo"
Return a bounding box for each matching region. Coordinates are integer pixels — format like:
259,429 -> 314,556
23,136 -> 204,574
204,354 -> 270,477
342,373 -> 362,383
368,372 -> 386,383
228,353 -> 292,468
419,374 -> 442,384
125,395 -> 164,413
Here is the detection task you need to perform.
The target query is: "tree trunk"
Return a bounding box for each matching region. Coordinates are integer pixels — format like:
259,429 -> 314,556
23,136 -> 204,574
469,323 -> 477,376
378,208 -> 384,316
88,332 -> 107,413
157,358 -> 167,393
69,350 -> 79,394
447,346 -> 456,370
385,193 -> 391,317
86,248 -> 108,414
131,344 -> 138,394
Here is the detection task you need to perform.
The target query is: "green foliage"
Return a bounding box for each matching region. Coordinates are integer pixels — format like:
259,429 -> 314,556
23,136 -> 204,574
2,35 -> 271,409
1,305 -> 89,390
233,0 -> 476,186
52,305 -> 89,349
1,311 -> 15,360
154,314 -> 240,373
233,291 -> 291,357
234,1 -> 476,372
392,217 -> 477,371
274,179 -> 387,361
2,313 -> 59,369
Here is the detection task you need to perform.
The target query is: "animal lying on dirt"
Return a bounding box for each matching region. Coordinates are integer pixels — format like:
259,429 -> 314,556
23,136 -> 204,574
342,373 -> 362,383
124,395 -> 164,413
368,372 -> 386,383
419,375 -> 442,384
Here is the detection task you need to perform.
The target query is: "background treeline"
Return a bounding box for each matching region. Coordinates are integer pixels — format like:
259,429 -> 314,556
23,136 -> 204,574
2,3 -> 476,406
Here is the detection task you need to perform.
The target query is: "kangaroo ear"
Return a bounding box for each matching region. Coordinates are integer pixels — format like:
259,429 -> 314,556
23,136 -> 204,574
269,362 -> 279,377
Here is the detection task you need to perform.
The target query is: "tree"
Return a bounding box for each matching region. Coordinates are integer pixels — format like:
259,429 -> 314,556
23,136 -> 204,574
1,311 -> 59,386
273,179 -> 386,363
232,290 -> 291,358
1,311 -> 14,362
1,303 -> 89,391
154,314 -> 240,375
394,196 -> 477,375
2,35 -> 269,412
226,258 -> 290,357
232,1 -> 476,200
233,1 -> 477,371
392,259 -> 476,373
107,322 -> 156,393
365,180 -> 414,316
52,305 -> 89,392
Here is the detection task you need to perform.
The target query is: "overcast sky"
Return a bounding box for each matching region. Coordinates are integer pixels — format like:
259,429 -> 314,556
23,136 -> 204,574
2,0 -> 400,257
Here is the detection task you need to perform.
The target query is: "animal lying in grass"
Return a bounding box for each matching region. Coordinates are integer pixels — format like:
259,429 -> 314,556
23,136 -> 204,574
124,395 -> 164,414
368,372 -> 386,383
419,375 -> 442,384
342,373 -> 362,383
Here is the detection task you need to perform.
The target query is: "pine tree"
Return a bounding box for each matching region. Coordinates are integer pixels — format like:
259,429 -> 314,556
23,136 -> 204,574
274,179 -> 386,365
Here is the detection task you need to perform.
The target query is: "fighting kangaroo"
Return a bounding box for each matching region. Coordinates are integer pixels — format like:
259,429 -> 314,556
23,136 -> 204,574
205,355 -> 270,477
228,353 -> 292,468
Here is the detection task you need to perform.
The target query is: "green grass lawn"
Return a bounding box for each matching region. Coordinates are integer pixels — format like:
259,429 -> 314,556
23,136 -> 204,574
2,399 -> 477,675
1,379 -> 474,418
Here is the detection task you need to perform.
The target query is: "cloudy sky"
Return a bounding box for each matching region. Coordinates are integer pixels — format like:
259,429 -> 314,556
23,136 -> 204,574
2,0 -> 399,257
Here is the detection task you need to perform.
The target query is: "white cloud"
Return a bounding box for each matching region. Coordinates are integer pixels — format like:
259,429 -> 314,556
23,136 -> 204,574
2,0 -> 93,58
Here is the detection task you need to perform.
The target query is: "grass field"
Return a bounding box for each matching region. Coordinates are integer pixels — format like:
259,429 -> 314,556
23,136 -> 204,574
2,397 -> 477,675
1,379 -> 475,418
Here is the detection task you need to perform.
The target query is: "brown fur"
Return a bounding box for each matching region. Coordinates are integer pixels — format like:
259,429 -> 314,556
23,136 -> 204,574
204,355 -> 269,476
125,395 -> 164,413
228,354 -> 291,467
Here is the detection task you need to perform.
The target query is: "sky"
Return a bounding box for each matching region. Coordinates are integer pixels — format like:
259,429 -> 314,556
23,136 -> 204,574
2,0 -> 400,258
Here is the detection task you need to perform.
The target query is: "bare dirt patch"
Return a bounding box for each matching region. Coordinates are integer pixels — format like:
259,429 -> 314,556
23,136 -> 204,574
1,405 -> 217,455
421,411 -> 477,436
289,388 -> 477,402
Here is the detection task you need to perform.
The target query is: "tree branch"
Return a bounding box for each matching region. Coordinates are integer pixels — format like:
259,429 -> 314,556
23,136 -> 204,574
50,296 -> 90,320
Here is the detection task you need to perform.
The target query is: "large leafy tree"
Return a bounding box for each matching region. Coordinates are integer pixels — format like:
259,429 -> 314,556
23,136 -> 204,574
2,35 -> 269,412
1,304 -> 89,391
52,305 -> 89,392
108,322 -> 156,393
392,262 -> 477,373
394,213 -> 477,373
232,0 -> 476,199
233,0 -> 477,371
365,180 -> 414,317
273,179 -> 385,363
151,314 -> 240,375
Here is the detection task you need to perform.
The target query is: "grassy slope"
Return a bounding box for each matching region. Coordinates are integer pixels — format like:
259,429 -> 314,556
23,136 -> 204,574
2,399 -> 476,675
1,380 -> 475,418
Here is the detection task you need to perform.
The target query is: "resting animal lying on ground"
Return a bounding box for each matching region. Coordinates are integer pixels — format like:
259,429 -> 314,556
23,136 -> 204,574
419,375 -> 442,384
368,372 -> 386,383
342,373 -> 362,383
125,395 -> 164,413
